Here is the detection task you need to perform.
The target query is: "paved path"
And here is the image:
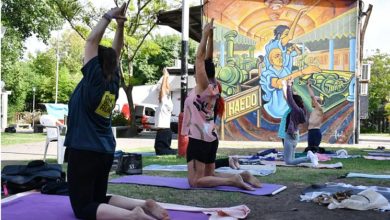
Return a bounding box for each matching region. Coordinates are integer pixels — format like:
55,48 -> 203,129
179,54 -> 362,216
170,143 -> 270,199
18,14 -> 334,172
1,131 -> 389,162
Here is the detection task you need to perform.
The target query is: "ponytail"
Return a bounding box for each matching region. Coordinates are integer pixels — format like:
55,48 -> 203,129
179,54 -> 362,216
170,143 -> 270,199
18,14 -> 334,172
214,81 -> 225,119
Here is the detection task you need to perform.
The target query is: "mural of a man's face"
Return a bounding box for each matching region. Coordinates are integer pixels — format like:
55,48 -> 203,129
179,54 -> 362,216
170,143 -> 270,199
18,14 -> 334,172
269,48 -> 283,67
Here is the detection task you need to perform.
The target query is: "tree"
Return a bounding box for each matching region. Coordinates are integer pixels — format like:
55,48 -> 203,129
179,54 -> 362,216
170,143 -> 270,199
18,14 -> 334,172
135,34 -> 197,84
366,51 -> 390,114
1,0 -> 63,42
27,31 -> 84,104
1,0 -> 63,119
54,0 -> 176,132
361,50 -> 390,133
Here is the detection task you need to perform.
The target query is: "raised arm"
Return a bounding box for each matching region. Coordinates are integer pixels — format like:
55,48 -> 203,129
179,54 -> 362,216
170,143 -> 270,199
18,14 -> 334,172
84,5 -> 127,65
271,65 -> 321,89
195,19 -> 214,92
159,68 -> 170,102
205,23 -> 214,60
281,7 -> 308,46
307,80 -> 322,109
112,4 -> 127,63
286,79 -> 300,111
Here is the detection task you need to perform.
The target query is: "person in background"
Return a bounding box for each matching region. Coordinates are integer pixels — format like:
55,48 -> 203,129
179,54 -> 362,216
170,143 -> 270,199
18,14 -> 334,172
304,80 -> 325,153
64,4 -> 169,220
282,78 -> 318,167
154,68 -> 176,155
182,19 -> 261,190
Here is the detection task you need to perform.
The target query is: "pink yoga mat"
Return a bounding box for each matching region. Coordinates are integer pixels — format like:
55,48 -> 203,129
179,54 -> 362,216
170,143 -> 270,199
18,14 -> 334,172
109,175 -> 286,196
1,193 -> 208,220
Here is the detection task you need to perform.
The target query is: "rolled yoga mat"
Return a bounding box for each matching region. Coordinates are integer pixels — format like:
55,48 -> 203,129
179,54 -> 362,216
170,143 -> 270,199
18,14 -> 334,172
368,152 -> 390,157
1,193 -> 209,220
109,175 -> 286,196
345,172 -> 390,179
261,161 -> 343,169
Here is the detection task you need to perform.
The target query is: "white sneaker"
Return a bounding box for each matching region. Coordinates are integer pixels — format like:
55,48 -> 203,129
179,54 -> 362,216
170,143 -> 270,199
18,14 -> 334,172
307,151 -> 319,167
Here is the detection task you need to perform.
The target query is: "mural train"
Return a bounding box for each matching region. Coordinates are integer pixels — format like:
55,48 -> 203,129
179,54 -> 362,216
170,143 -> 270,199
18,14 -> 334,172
206,0 -> 358,144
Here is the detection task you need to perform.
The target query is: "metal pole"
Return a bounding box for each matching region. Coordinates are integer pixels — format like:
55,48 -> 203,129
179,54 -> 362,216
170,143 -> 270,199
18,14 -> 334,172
355,0 -> 364,144
180,0 -> 189,111
55,35 -> 59,104
178,0 -> 189,157
356,2 -> 373,143
32,87 -> 36,129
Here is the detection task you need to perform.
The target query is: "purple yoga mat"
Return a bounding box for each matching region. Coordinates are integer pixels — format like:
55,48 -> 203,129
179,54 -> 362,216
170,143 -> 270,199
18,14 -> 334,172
1,193 -> 208,220
109,175 -> 286,196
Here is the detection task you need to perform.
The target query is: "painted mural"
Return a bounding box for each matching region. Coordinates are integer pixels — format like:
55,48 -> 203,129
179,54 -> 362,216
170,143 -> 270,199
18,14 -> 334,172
205,0 -> 358,144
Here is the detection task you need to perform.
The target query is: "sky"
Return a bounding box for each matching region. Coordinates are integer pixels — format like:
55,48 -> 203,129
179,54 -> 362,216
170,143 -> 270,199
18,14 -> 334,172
23,0 -> 390,58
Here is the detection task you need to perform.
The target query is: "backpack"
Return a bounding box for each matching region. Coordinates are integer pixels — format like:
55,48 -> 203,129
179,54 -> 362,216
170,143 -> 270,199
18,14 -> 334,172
1,160 -> 65,194
4,126 -> 16,133
116,153 -> 142,175
41,181 -> 68,195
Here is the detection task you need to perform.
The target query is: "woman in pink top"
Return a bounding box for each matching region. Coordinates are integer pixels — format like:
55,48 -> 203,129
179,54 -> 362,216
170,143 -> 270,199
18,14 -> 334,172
182,19 -> 261,190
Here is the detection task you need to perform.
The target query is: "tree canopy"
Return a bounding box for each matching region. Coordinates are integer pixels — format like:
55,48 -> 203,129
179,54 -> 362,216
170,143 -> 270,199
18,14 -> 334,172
1,0 -> 197,125
365,51 -> 390,114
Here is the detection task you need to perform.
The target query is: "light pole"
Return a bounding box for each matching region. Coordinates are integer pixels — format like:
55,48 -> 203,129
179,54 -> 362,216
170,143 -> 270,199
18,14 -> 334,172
55,36 -> 67,104
32,87 -> 36,129
55,40 -> 59,104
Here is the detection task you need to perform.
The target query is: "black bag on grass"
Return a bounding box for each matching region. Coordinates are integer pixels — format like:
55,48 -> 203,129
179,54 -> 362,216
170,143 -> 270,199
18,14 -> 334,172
41,181 -> 69,195
116,153 -> 142,175
1,160 -> 65,194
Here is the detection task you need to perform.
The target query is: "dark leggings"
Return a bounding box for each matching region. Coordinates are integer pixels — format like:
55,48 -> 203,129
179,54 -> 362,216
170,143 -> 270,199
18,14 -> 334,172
308,129 -> 322,147
215,158 -> 229,168
67,148 -> 113,220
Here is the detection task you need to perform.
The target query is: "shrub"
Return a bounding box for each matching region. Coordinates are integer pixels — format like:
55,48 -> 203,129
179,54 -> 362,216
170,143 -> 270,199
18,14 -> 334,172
112,111 -> 130,126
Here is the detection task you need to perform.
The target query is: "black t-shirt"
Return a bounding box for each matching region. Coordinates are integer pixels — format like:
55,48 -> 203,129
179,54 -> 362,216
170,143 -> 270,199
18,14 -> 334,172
64,56 -> 119,153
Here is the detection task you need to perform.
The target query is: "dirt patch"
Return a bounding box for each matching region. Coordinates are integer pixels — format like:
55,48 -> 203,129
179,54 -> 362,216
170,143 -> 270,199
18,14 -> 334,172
244,183 -> 389,220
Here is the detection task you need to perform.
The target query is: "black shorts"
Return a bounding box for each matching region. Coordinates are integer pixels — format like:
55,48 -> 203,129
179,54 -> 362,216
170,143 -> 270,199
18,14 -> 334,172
186,137 -> 218,164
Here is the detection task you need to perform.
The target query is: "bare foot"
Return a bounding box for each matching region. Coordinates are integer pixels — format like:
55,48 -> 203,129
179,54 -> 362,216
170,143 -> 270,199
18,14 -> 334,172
240,171 -> 262,188
143,199 -> 170,220
132,206 -> 156,220
229,156 -> 240,169
232,174 -> 254,191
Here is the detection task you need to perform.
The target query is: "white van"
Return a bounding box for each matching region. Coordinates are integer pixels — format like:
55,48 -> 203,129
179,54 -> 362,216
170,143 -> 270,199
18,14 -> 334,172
134,104 -> 178,133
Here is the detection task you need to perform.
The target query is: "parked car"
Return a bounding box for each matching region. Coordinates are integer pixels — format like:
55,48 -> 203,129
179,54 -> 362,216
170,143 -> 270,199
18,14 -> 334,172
134,104 -> 178,133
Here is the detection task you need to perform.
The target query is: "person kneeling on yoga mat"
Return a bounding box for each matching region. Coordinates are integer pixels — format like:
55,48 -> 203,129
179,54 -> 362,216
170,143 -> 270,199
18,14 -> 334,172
304,79 -> 325,153
181,19 -> 261,191
282,79 -> 318,167
64,4 -> 169,220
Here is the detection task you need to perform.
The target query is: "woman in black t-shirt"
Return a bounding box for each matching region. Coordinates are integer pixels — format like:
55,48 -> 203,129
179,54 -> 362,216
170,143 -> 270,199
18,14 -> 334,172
65,4 -> 169,220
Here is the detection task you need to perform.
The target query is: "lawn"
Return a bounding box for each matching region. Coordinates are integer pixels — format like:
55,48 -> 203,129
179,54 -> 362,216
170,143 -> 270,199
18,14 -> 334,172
1,132 -> 46,146
2,142 -> 389,219
106,149 -> 390,219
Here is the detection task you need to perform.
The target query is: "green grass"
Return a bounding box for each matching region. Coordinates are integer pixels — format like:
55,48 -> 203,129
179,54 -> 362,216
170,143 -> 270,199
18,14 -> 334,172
1,132 -> 46,146
105,149 -> 390,207
2,145 -> 389,214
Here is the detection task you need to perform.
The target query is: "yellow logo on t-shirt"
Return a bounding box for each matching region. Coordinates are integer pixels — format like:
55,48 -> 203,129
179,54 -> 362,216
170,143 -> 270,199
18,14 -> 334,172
95,91 -> 115,118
